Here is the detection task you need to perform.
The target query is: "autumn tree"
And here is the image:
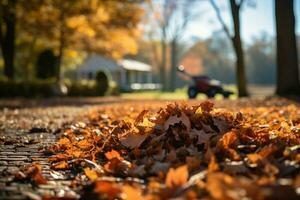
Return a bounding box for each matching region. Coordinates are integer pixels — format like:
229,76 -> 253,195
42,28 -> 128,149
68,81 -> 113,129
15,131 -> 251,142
15,0 -> 144,81
275,0 -> 300,95
148,0 -> 197,91
0,0 -> 17,80
168,1 -> 197,91
210,0 -> 248,97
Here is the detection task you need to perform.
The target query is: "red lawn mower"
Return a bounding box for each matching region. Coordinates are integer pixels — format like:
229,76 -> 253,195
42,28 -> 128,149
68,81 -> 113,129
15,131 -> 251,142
177,65 -> 233,99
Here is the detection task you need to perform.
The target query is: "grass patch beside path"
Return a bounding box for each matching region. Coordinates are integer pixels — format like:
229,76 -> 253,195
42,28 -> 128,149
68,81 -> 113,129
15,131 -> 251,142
121,86 -> 238,100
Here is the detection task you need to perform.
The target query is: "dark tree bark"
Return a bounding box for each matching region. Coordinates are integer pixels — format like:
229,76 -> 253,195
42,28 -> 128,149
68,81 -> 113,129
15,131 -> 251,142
210,0 -> 248,97
0,0 -> 16,80
275,0 -> 300,95
229,0 -> 248,97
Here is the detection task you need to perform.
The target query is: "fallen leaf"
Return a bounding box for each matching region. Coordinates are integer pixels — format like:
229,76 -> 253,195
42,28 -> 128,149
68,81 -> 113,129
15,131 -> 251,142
122,185 -> 144,200
164,112 -> 191,132
15,164 -> 47,185
165,165 -> 188,188
51,161 -> 69,170
93,181 -> 121,200
84,167 -> 99,181
105,150 -> 123,160
119,133 -> 148,149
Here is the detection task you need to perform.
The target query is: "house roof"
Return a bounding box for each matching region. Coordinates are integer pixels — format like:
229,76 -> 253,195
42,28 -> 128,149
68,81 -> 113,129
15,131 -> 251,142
77,55 -> 152,73
119,59 -> 151,72
77,54 -> 120,73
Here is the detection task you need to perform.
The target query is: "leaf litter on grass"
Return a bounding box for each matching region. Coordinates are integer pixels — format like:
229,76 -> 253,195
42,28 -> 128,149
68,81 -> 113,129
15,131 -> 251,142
17,101 -> 300,199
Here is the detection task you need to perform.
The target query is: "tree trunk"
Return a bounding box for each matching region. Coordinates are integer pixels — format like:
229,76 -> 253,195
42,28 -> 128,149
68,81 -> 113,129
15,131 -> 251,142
0,0 -> 16,80
169,39 -> 177,92
275,0 -> 300,95
229,0 -> 248,97
56,8 -> 65,82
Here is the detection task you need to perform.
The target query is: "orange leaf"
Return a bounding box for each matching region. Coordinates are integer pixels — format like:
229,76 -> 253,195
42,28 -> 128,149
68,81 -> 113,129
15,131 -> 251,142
58,137 -> 70,146
105,150 -> 123,160
48,153 -> 69,162
84,167 -> 99,181
77,139 -> 92,149
51,161 -> 69,170
134,110 -> 148,125
122,185 -> 144,200
165,165 -> 188,188
208,155 -> 219,173
16,164 -> 47,185
93,181 -> 121,199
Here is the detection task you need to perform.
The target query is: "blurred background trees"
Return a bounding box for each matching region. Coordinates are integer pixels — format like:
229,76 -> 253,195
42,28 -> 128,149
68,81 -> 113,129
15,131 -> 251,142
0,0 -> 299,97
1,0 -> 144,81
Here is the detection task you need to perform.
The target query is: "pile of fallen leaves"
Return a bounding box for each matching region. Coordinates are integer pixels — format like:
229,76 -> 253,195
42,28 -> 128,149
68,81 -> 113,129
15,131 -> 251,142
26,101 -> 300,199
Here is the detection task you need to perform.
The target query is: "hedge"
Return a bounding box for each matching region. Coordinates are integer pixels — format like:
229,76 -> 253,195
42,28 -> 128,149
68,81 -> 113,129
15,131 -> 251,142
0,79 -> 119,98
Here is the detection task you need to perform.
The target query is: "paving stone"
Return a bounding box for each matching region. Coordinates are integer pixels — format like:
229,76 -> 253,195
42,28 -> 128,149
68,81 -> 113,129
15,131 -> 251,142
0,105 -> 89,199
0,152 -> 14,155
0,161 -> 8,165
0,195 -> 26,200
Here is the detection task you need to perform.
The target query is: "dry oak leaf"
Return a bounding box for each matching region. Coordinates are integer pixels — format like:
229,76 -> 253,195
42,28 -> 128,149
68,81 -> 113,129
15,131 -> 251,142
77,139 -> 92,149
134,109 -> 149,125
84,167 -> 99,181
206,172 -> 239,200
165,165 -> 189,188
186,156 -> 201,171
48,153 -> 69,162
105,149 -> 123,160
93,181 -> 122,200
199,101 -> 214,113
119,132 -> 148,149
51,161 -> 69,170
190,128 -> 213,145
58,137 -> 70,146
15,164 -> 47,185
208,154 -> 219,173
217,131 -> 241,160
164,112 -> 191,132
122,185 -> 144,200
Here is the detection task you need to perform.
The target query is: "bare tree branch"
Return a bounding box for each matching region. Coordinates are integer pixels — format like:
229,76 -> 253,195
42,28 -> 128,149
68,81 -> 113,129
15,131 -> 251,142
209,0 -> 233,40
238,0 -> 245,9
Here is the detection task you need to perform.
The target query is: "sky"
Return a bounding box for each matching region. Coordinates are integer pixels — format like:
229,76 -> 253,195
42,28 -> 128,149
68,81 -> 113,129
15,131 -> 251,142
184,0 -> 300,44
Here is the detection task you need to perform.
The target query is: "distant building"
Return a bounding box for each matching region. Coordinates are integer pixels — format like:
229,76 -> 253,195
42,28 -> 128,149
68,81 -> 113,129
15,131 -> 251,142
76,54 -> 159,91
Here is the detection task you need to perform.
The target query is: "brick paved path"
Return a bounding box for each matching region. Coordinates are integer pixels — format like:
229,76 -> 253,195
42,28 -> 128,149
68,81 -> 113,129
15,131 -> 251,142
0,106 -> 92,200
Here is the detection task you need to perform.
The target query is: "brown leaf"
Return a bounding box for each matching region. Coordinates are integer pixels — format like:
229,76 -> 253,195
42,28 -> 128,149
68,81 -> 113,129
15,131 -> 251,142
15,164 -> 47,185
164,112 -> 191,131
120,132 -> 148,149
134,110 -> 149,125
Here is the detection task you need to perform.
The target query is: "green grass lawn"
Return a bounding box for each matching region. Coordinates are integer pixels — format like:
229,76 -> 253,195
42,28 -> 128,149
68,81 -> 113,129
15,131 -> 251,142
121,86 -> 238,100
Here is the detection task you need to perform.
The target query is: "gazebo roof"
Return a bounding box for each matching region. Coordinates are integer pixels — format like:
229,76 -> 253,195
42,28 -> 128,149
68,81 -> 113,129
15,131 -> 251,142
119,59 -> 151,72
